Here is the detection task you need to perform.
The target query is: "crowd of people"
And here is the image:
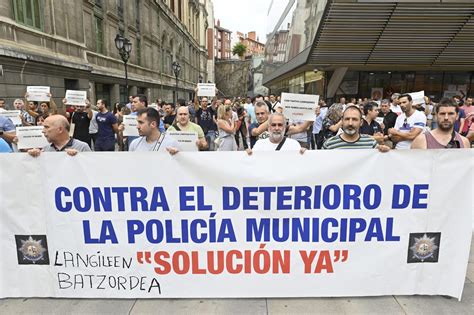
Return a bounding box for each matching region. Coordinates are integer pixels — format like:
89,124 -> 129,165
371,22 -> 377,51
0,89 -> 472,156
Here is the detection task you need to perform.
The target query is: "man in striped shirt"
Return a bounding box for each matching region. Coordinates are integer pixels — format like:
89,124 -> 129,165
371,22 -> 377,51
323,106 -> 390,152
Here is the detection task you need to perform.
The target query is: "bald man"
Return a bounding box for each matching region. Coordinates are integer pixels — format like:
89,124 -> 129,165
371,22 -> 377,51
28,115 -> 91,157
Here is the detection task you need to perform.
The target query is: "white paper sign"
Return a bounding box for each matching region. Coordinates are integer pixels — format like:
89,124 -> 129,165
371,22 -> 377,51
375,117 -> 384,125
167,131 -> 198,151
65,90 -> 87,106
409,90 -> 425,106
26,86 -> 50,102
122,115 -> 139,137
0,110 -> 22,125
15,126 -> 49,149
197,83 -> 216,97
280,93 -> 319,121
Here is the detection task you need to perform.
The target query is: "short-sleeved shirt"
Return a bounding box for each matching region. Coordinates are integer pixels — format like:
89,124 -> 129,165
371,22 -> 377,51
393,110 -> 426,149
96,111 -> 117,140
129,134 -> 181,152
0,116 -> 16,133
253,137 -> 301,151
163,114 -> 176,128
167,122 -> 205,139
195,107 -> 217,133
71,111 -> 91,142
323,134 -> 377,149
0,138 -> 12,153
360,119 -> 382,136
43,138 -> 91,152
249,122 -> 270,148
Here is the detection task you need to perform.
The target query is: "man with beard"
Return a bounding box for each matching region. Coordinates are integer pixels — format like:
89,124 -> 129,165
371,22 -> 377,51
323,106 -> 390,151
129,108 -> 180,154
411,98 -> 469,149
388,94 -> 426,149
247,113 -> 305,153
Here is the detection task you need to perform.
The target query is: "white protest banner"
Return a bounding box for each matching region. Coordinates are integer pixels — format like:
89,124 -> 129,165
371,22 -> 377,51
15,126 -> 49,149
26,86 -> 50,102
409,90 -> 426,106
167,131 -> 198,151
280,93 -> 319,121
122,115 -> 139,137
0,110 -> 22,125
65,90 -> 87,106
0,150 -> 472,299
197,83 -> 216,97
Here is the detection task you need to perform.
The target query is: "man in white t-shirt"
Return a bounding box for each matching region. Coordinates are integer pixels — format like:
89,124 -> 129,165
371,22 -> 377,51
390,93 -> 402,116
129,108 -> 180,154
247,113 -> 305,153
388,93 -> 426,149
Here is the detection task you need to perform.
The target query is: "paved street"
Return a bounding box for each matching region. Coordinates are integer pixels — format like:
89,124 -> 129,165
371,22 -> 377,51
1,234 -> 473,315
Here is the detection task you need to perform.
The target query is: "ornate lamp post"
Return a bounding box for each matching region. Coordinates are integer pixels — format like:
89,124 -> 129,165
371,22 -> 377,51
172,61 -> 181,105
114,34 -> 133,98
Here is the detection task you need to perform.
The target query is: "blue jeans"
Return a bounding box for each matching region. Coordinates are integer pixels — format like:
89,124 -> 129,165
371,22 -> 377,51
206,130 -> 216,151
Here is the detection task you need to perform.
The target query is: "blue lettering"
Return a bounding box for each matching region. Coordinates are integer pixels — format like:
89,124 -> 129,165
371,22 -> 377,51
55,187 -> 72,212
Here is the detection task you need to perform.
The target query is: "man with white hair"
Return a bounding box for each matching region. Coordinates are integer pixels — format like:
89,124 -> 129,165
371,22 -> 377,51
247,112 -> 305,153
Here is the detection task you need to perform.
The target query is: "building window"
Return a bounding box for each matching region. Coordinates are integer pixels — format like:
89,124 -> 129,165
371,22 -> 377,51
12,0 -> 43,30
95,16 -> 104,54
136,38 -> 142,66
135,0 -> 140,30
117,0 -> 124,20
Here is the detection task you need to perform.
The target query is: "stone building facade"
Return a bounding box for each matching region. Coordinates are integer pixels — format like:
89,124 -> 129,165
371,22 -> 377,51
0,0 -> 210,109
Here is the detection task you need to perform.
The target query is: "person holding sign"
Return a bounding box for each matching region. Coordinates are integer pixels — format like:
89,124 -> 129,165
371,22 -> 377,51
323,106 -> 390,152
167,106 -> 207,150
27,115 -> 91,157
411,98 -> 469,149
129,108 -> 180,154
69,100 -> 92,148
247,113 -> 304,153
388,94 -> 426,149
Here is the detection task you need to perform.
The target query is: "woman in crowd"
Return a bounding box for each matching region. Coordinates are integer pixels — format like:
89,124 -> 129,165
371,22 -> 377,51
216,104 -> 237,151
321,103 -> 344,143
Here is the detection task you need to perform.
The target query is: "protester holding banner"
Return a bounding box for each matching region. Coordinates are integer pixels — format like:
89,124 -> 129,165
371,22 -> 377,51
27,115 -> 90,157
248,113 -> 304,153
167,106 -> 208,151
411,98 -> 470,149
323,106 -> 390,152
388,94 -> 426,149
129,108 -> 179,154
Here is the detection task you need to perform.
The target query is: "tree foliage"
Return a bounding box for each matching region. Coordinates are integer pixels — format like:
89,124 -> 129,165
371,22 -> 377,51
232,43 -> 247,58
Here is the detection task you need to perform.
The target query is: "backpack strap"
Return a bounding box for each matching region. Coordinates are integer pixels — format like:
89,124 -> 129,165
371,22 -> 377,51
276,137 -> 287,151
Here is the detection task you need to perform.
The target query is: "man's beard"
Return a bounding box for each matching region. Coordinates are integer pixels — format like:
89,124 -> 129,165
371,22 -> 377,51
438,121 -> 453,132
270,131 -> 284,142
343,126 -> 357,136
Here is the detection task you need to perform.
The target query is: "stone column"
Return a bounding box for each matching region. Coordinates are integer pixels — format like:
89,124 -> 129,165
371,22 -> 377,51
111,84 -> 120,104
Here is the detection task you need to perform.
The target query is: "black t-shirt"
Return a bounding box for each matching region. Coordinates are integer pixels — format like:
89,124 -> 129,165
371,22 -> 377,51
163,114 -> 176,128
71,111 -> 91,142
378,111 -> 398,135
360,119 -> 382,136
195,107 -> 217,133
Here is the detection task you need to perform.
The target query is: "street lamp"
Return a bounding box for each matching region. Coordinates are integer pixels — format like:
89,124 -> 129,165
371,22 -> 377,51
199,74 -> 203,83
114,34 -> 132,99
172,61 -> 181,105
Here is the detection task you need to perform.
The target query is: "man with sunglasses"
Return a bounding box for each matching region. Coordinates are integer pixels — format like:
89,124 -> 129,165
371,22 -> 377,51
411,98 -> 469,149
388,94 -> 426,149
